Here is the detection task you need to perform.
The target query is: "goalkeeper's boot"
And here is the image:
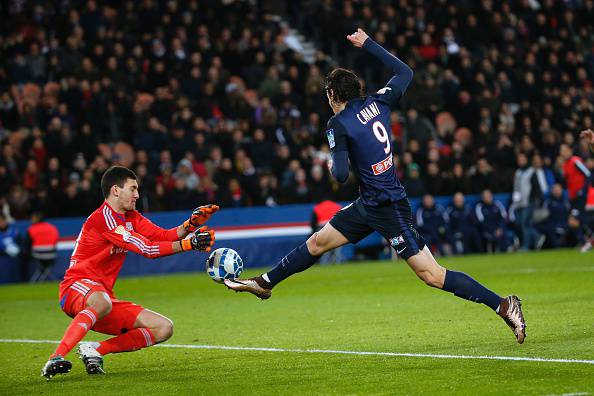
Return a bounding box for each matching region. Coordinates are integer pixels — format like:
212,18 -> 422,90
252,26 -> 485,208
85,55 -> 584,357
77,342 -> 105,374
498,295 -> 526,344
224,276 -> 272,300
41,356 -> 72,380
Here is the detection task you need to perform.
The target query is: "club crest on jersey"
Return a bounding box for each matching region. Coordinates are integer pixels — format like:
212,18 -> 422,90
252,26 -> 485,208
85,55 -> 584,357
389,235 -> 405,247
371,154 -> 393,175
326,129 -> 335,149
114,225 -> 131,242
125,222 -> 133,231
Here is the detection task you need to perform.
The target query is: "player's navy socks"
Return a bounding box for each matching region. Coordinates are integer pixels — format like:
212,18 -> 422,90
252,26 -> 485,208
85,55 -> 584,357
442,270 -> 501,311
264,243 -> 319,288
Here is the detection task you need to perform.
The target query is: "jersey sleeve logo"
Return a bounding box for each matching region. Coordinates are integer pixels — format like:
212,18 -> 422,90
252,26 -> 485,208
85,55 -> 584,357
326,129 -> 335,149
371,154 -> 393,175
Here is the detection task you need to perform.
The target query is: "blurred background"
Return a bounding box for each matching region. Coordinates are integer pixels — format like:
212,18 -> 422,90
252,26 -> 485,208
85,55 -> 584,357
1,0 -> 593,283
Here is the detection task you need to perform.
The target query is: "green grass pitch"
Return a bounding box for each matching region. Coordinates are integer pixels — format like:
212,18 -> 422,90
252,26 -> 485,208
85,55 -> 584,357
1,249 -> 593,395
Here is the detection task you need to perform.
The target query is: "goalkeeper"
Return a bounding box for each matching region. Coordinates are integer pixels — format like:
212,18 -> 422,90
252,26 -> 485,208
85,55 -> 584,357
42,166 -> 218,379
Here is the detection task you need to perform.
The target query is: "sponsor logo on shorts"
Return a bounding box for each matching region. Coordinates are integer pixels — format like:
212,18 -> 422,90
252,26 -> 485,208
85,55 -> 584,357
389,235 -> 405,247
371,155 -> 393,175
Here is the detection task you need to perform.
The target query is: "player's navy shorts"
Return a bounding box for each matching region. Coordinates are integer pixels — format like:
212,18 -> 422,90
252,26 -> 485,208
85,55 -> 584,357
329,198 -> 426,260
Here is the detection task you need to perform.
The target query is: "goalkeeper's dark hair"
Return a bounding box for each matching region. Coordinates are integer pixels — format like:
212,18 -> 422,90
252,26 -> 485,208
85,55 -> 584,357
324,68 -> 364,104
101,166 -> 137,198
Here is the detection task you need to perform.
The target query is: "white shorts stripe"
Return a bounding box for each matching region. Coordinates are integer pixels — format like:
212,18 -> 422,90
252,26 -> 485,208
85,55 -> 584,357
73,281 -> 90,292
71,284 -> 89,295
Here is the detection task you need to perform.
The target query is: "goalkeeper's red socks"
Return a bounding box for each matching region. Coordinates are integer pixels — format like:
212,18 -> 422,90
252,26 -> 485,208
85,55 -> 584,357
51,308 -> 98,358
96,328 -> 155,355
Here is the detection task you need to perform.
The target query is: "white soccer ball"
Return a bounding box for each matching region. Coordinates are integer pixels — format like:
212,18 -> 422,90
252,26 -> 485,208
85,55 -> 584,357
206,248 -> 243,283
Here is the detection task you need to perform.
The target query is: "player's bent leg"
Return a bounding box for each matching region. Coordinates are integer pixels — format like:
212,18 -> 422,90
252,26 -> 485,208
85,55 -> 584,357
306,222 -> 350,256
133,309 -> 174,343
406,246 -> 446,288
408,246 -> 526,344
43,290 -> 112,379
224,223 -> 350,299
73,292 -> 112,375
92,303 -> 163,357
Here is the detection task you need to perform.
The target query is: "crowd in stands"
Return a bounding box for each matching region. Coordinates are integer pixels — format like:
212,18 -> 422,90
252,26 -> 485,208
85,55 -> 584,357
1,0 -> 594,252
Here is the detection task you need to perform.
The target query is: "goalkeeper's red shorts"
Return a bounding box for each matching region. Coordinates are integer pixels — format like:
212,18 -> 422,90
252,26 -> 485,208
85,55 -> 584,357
59,278 -> 145,335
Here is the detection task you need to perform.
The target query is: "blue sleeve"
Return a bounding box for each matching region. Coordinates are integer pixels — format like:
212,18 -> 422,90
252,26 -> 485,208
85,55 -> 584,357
363,38 -> 413,105
326,118 -> 349,183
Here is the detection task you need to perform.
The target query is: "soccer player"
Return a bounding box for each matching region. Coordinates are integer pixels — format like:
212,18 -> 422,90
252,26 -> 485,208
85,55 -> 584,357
225,29 -> 526,344
42,166 -> 218,379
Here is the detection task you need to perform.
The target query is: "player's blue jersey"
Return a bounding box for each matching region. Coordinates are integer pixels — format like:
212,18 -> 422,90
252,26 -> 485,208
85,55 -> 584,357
327,87 -> 406,206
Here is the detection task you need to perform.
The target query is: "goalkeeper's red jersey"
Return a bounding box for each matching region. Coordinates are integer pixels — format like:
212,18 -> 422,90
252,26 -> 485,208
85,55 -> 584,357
60,201 -> 179,297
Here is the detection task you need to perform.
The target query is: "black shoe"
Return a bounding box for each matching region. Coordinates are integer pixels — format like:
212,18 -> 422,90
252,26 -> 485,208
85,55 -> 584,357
41,356 -> 72,380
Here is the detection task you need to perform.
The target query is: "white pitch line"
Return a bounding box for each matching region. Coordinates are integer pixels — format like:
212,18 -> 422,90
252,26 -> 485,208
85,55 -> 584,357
2,339 -> 594,365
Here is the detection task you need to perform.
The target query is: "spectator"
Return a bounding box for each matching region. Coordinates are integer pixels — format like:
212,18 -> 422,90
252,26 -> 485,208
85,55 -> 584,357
402,163 -> 426,198
446,192 -> 481,254
415,194 -> 448,255
474,190 -> 514,253
510,153 -> 542,250
0,212 -> 20,259
539,184 -> 571,249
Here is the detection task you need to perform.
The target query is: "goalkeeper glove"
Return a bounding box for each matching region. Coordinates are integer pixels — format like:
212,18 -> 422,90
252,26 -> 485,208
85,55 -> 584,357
181,226 -> 215,252
183,204 -> 220,232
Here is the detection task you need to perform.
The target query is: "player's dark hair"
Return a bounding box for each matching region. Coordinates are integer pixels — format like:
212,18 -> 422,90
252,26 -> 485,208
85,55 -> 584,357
324,68 -> 363,104
101,166 -> 137,199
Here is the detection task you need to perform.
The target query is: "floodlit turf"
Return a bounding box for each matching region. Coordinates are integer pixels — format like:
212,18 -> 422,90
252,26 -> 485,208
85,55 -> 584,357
1,249 -> 593,395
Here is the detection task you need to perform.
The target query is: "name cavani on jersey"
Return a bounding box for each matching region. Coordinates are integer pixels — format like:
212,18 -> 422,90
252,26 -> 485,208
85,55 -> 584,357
356,102 -> 380,125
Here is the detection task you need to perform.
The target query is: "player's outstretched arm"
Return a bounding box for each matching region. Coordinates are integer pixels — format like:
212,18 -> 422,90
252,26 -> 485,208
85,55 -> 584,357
347,28 -> 414,95
103,225 -> 215,258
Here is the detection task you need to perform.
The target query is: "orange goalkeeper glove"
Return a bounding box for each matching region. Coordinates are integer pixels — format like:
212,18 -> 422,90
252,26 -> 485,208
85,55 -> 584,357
181,226 -> 215,252
183,204 -> 220,232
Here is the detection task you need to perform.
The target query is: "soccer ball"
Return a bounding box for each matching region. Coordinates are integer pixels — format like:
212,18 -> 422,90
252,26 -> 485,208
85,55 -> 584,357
206,248 -> 243,283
